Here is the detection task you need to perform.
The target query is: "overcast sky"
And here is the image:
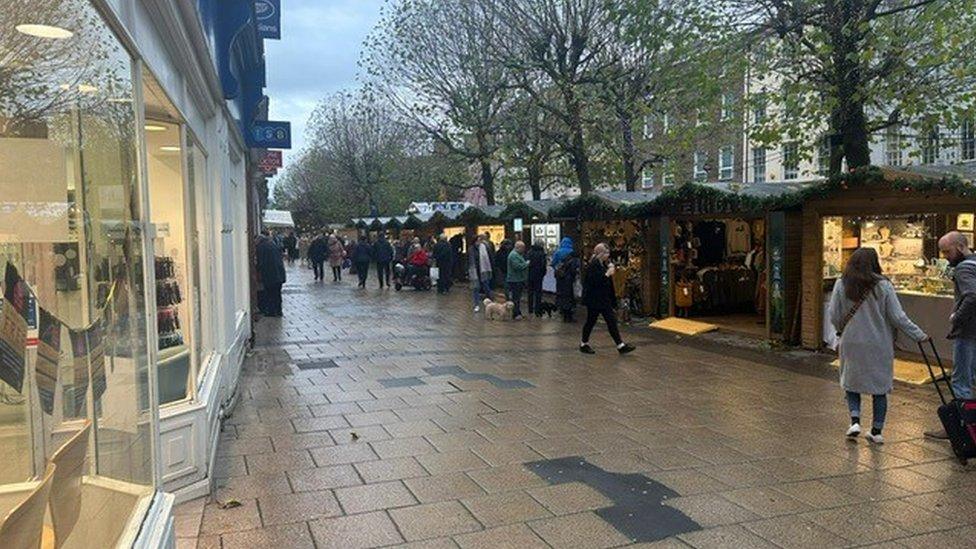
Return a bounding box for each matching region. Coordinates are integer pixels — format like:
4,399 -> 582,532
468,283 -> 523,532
264,0 -> 385,179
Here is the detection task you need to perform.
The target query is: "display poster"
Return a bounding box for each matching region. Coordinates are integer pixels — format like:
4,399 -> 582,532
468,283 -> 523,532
768,212 -> 785,335
0,138 -> 70,243
0,263 -> 29,392
35,307 -> 61,414
659,216 -> 670,317
68,327 -> 90,414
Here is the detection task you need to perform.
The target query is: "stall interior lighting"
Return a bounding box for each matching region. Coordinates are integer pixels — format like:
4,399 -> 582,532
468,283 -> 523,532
159,146 -> 181,152
145,124 -> 167,132
16,24 -> 73,39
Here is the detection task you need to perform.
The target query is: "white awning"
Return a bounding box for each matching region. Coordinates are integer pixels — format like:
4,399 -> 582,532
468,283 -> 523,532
262,209 -> 295,227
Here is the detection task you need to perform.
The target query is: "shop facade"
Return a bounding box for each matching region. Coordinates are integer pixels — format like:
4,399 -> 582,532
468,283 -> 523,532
800,169 -> 976,360
0,0 -> 264,546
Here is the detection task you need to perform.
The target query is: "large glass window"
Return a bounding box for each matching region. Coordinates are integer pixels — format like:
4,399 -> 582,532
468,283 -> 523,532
752,147 -> 766,183
0,1 -> 156,546
142,71 -> 200,406
783,141 -> 799,180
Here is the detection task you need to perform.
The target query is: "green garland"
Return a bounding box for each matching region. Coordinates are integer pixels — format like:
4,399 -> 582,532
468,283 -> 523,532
548,193 -> 619,220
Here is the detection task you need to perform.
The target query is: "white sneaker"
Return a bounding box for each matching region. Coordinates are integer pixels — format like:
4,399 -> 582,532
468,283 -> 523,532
846,423 -> 861,438
473,306 -> 480,313
866,432 -> 884,444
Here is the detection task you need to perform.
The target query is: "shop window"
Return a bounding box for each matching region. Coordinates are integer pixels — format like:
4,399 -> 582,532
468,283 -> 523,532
885,125 -> 902,167
142,70 -> 201,406
693,151 -> 707,182
641,167 -> 654,188
962,119 -> 975,161
0,2 -> 155,546
922,128 -> 940,164
783,142 -> 799,180
752,147 -> 766,183
719,146 -> 734,181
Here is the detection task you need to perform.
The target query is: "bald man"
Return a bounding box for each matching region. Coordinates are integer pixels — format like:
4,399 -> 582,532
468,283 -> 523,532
927,231 -> 976,439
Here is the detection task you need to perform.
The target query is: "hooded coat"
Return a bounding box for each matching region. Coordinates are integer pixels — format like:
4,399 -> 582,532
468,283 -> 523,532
526,243 -> 548,284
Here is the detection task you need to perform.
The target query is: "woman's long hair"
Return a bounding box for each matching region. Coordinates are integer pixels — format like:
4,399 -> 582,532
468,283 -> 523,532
842,247 -> 884,301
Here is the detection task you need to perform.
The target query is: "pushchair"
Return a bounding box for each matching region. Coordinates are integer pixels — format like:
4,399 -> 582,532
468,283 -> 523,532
394,261 -> 432,291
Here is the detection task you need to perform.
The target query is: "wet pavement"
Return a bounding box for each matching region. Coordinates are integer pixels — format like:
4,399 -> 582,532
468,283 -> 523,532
175,265 -> 976,548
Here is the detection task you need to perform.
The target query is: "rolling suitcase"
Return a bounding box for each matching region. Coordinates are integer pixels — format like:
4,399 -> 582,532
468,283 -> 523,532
919,340 -> 976,465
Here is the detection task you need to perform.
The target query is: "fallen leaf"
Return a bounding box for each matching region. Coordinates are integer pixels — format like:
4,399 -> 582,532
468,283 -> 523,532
351,431 -> 360,441
217,499 -> 243,510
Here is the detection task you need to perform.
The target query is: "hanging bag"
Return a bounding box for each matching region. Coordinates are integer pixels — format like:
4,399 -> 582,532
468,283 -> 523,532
835,282 -> 876,338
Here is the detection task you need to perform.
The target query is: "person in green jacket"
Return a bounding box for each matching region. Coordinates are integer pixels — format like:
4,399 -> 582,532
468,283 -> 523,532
506,240 -> 529,320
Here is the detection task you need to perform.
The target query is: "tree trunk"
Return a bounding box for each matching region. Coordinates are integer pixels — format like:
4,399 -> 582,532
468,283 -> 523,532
565,90 -> 591,195
619,110 -> 637,191
828,0 -> 872,174
527,164 -> 542,200
479,158 -> 496,205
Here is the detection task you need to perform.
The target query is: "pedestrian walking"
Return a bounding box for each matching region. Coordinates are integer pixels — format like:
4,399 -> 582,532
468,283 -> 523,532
298,235 -> 311,268
469,235 -> 494,312
926,231 -> 976,439
526,240 -> 547,316
327,235 -> 345,282
506,241 -> 528,320
552,237 -> 579,322
352,237 -> 373,288
256,229 -> 286,317
373,233 -> 395,289
433,235 -> 454,294
309,232 -> 328,281
829,248 -> 928,444
580,243 -> 635,355
283,231 -> 298,265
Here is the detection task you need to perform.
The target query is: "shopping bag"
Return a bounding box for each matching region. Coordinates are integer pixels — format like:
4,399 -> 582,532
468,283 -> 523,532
430,267 -> 440,279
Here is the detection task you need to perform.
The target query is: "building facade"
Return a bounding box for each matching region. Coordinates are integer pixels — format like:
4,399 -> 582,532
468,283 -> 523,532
0,0 -> 274,546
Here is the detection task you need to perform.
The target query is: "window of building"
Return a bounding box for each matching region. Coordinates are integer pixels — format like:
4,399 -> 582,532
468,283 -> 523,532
719,146 -> 734,180
641,167 -> 654,188
752,93 -> 766,125
922,128 -> 940,164
0,3 -> 156,546
961,119 -> 974,161
642,114 -> 652,139
662,113 -> 670,133
783,142 -> 799,180
752,147 -> 766,183
662,163 -> 674,187
721,92 -> 734,121
885,126 -> 902,167
818,135 -> 831,176
693,150 -> 707,182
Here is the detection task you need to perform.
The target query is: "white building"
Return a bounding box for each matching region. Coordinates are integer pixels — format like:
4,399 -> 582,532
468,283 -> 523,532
0,1 -> 278,546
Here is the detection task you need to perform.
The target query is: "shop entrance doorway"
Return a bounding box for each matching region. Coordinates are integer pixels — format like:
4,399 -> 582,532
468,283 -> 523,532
670,217 -> 767,337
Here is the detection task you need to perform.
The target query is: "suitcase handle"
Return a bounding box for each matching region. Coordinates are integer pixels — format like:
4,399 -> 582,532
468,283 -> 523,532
918,339 -> 955,405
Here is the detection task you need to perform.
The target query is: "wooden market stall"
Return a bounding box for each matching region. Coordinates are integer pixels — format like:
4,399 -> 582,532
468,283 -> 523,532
800,166 -> 976,362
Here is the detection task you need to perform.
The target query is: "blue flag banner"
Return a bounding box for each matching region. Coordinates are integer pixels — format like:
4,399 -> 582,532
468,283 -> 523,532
255,0 -> 281,40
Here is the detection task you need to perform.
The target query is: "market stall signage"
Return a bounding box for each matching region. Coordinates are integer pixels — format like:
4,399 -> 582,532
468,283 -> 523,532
255,0 -> 281,40
408,202 -> 470,214
513,218 -> 523,232
667,197 -> 740,216
248,121 -> 291,149
768,212 -> 786,335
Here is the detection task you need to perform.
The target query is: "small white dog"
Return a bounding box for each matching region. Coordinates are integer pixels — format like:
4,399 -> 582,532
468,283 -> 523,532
483,298 -> 514,321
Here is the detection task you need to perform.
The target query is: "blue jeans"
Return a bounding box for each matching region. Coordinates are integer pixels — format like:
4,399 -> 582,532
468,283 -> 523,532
953,338 -> 976,400
846,392 -> 887,430
472,276 -> 492,306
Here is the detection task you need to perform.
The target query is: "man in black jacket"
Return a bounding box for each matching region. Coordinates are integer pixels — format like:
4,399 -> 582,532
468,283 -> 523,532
373,234 -> 394,288
526,241 -> 548,316
256,230 -> 286,316
432,235 -> 454,294
580,243 -> 635,355
352,238 -> 373,288
308,232 -> 328,281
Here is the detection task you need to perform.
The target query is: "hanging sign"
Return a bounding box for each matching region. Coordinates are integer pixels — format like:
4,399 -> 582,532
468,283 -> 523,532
259,150 -> 283,171
0,263 -> 29,393
255,0 -> 281,40
35,307 -> 61,414
513,218 -> 523,233
248,121 -> 291,149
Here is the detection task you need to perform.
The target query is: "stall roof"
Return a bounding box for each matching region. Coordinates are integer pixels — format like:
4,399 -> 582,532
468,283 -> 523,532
263,209 -> 295,227
593,190 -> 662,206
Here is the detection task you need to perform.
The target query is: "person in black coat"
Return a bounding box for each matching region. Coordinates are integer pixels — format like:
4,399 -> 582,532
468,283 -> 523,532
256,230 -> 286,316
373,234 -> 395,289
580,243 -> 635,355
283,231 -> 298,265
308,232 -> 328,281
352,238 -> 373,288
495,239 -> 512,297
432,235 -> 454,294
526,241 -> 548,316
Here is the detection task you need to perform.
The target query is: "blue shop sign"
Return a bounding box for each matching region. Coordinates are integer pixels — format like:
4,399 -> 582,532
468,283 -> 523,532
255,0 -> 281,40
249,121 -> 291,149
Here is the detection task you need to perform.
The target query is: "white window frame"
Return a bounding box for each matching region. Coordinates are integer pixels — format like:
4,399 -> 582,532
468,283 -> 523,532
721,92 -> 733,121
693,150 -> 707,182
752,147 -> 766,183
662,164 -> 674,187
662,113 -> 670,133
642,114 -> 652,139
885,126 -> 902,167
817,135 -> 831,175
963,119 -> 976,161
641,166 -> 654,188
719,146 -> 734,181
922,128 -> 940,164
783,142 -> 799,180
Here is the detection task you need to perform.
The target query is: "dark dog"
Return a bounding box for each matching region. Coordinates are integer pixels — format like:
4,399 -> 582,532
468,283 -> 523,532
536,302 -> 558,318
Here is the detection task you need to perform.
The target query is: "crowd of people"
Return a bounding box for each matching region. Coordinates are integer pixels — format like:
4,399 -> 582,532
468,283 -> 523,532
253,225 -> 976,448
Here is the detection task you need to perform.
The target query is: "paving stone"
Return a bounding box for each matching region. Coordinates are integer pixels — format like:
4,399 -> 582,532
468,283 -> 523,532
270,432 -> 336,451
246,449 -> 315,475
453,524 -> 549,549
355,456 -> 429,483
663,495 -> 760,528
404,472 -> 487,503
309,511 -> 404,548
677,524 -> 779,548
741,516 -> 850,548
288,464 -> 362,492
310,443 -> 379,466
461,491 -> 553,527
467,464 -> 549,493
719,487 -> 813,518
257,490 -> 342,526
390,501 -> 483,541
335,480 -> 418,514
199,499 -> 261,535
528,512 -> 632,548
293,415 -> 351,433
221,523 -> 315,549
370,436 -> 437,459
527,482 -> 613,515
214,472 -> 292,500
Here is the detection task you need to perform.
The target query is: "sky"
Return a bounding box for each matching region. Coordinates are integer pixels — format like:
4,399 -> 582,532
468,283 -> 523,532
263,0 -> 385,180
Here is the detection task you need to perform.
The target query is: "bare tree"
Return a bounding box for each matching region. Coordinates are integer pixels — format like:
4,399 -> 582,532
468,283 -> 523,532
491,0 -> 618,195
364,0 -> 511,204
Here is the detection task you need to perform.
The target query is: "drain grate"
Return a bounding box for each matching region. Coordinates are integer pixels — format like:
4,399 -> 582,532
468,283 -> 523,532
296,359 -> 339,370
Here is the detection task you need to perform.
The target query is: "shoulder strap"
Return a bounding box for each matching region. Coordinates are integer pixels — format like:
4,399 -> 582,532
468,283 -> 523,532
836,282 -> 876,337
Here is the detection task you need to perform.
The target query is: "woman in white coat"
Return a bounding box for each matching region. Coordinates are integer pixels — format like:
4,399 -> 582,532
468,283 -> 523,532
829,247 -> 928,444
